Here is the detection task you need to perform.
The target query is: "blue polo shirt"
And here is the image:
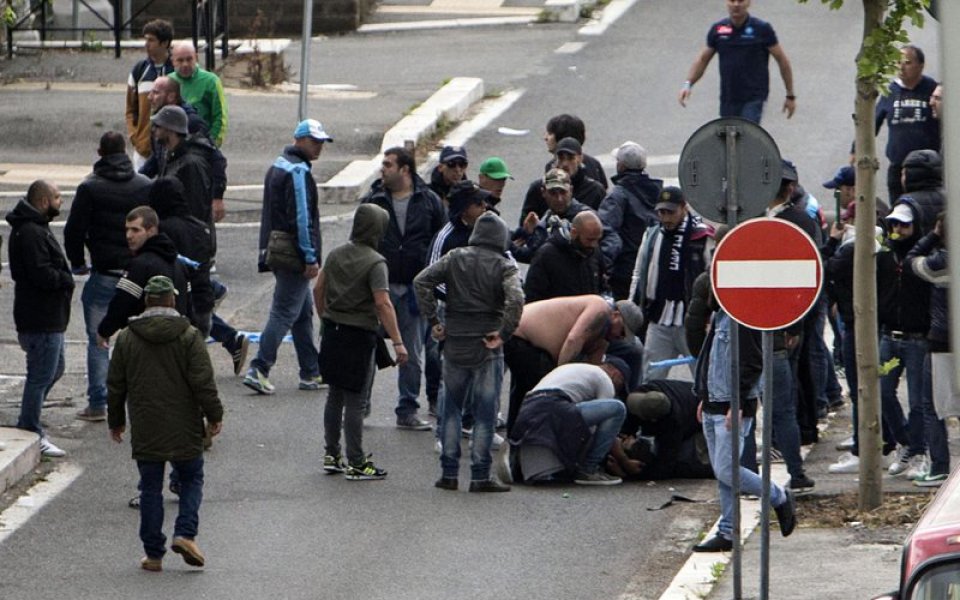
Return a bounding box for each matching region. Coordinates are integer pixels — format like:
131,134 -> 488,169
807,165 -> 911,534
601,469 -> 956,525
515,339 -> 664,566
707,15 -> 778,105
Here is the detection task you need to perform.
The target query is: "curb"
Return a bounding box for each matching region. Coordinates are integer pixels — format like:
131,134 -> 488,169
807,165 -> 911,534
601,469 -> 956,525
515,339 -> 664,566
0,427 -> 40,496
319,76 -> 484,204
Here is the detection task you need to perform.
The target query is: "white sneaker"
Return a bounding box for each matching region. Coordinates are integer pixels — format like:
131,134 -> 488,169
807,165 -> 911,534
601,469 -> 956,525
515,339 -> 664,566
39,437 -> 66,458
434,440 -> 442,454
888,446 -> 911,476
492,432 -> 504,449
904,455 -> 929,481
835,436 -> 855,452
828,452 -> 860,474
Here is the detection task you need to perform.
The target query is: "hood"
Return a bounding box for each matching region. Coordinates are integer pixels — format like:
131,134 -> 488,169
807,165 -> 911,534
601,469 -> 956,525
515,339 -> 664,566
886,198 -> 924,253
902,149 -> 942,192
148,176 -> 191,218
612,170 -> 662,203
139,232 -> 180,260
351,203 -> 389,248
127,310 -> 192,344
468,212 -> 509,253
5,198 -> 49,228
93,153 -> 137,182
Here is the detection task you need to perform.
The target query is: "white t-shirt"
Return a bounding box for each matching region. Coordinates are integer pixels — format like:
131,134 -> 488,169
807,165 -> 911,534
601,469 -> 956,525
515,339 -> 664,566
531,363 -> 615,402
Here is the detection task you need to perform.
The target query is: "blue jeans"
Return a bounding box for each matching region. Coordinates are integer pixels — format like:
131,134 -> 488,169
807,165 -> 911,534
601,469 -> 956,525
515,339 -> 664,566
720,99 -> 765,124
923,353 -> 950,476
250,269 -> 318,379
137,456 -> 204,559
16,332 -> 65,436
880,335 -> 928,457
811,300 -> 842,408
391,287 -> 426,417
576,399 -> 626,473
439,354 -> 503,480
703,412 -> 786,539
767,350 -> 804,479
209,279 -> 239,347
81,271 -> 119,411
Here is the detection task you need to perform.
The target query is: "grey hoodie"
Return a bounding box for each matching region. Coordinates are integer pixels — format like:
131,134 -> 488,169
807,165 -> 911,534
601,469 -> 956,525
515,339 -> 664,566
321,204 -> 390,331
414,212 -> 524,367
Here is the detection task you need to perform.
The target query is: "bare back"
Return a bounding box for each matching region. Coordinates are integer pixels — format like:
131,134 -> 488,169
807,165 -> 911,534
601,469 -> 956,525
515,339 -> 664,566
513,295 -> 610,364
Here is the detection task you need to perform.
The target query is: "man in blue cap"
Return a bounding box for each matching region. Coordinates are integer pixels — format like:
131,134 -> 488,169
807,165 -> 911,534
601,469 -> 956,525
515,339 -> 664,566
244,119 -> 332,395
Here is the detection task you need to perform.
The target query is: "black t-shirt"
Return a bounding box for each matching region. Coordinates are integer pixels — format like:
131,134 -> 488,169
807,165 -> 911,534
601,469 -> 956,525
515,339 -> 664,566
707,15 -> 778,105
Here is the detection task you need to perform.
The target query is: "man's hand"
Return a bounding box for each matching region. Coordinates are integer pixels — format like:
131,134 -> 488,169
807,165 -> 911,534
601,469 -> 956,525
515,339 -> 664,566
678,86 -> 692,107
696,401 -> 703,424
207,421 -> 223,437
393,343 -> 409,366
110,426 -> 125,443
782,97 -> 796,118
784,333 -> 800,350
725,407 -> 742,432
303,263 -> 320,280
483,331 -> 503,350
522,212 -> 539,235
431,323 -> 446,341
212,198 -> 226,222
829,221 -> 845,241
97,334 -> 110,349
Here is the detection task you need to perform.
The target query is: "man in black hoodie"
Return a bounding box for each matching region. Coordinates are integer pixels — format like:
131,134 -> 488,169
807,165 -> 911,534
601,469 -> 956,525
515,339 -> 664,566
899,149 -> 944,232
96,206 -> 192,346
64,131 -> 152,422
7,180 -> 74,458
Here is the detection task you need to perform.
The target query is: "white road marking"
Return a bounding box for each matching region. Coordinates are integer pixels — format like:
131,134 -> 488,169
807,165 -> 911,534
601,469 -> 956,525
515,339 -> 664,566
0,464 -> 83,546
579,0 -> 640,36
715,260 -> 819,288
555,41 -> 586,54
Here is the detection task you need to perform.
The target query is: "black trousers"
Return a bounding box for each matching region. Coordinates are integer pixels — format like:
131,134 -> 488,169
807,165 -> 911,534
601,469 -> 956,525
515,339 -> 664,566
503,336 -> 556,436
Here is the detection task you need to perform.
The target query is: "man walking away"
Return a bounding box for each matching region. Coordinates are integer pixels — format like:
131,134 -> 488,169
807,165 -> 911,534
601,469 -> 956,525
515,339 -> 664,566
7,180 -> 74,457
108,276 -> 223,572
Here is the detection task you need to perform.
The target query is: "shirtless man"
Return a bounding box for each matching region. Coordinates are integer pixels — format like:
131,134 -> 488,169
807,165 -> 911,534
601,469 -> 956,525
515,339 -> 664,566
503,295 -> 642,434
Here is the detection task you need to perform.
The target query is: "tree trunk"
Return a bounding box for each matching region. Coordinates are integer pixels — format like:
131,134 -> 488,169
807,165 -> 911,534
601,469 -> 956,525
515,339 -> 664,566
854,0 -> 885,512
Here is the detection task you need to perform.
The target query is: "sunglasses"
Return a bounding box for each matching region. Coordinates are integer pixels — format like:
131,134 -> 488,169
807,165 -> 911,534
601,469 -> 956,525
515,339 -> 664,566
444,160 -> 468,169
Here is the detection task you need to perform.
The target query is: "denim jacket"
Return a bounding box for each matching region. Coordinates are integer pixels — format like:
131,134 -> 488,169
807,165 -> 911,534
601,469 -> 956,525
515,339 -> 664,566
693,310 -> 762,415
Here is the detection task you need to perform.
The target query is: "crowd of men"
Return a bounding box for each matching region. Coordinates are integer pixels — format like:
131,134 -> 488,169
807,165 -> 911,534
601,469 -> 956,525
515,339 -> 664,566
3,0 -> 950,568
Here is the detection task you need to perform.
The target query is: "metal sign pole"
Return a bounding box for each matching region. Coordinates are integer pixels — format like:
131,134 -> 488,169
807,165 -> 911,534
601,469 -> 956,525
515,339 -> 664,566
759,331 -> 774,600
298,0 -> 314,121
723,124 -> 742,600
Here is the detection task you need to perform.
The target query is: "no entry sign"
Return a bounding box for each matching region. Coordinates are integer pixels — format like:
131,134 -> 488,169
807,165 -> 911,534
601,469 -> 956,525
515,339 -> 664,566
711,218 -> 823,330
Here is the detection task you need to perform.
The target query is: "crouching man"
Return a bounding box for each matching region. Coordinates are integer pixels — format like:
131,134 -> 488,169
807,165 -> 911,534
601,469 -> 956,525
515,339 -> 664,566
108,275 -> 223,571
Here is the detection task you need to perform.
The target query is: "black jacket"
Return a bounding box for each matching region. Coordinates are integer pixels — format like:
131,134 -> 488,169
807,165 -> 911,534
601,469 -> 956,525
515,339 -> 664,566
509,391 -> 591,475
64,153 -> 152,272
257,145 -> 322,272
511,199 -> 591,264
519,168 -> 606,223
907,231 -> 948,347
141,102 -> 227,200
900,149 -> 944,232
524,235 -> 604,302
6,200 -> 75,333
160,136 -> 214,225
598,170 -> 662,282
361,176 -> 445,284
877,200 -> 930,335
97,233 -> 193,338
543,153 -> 608,190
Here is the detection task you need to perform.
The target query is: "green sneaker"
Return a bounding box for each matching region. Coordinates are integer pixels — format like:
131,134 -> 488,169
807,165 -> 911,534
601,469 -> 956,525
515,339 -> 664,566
243,368 -> 275,395
344,458 -> 387,481
299,376 -> 328,391
323,454 -> 345,474
914,473 -> 948,488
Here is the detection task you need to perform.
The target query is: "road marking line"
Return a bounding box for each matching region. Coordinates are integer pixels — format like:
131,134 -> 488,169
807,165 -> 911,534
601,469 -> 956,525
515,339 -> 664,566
578,0 -> 639,36
716,260 -> 819,288
0,464 -> 83,546
376,5 -> 538,16
438,89 -> 525,149
555,41 -> 586,54
358,16 -> 536,33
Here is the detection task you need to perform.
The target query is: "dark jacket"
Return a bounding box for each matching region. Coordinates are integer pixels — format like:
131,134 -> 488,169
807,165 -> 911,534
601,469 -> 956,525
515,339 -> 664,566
64,153 -> 152,273
511,199 -> 590,264
6,200 -> 75,333
524,234 -> 604,303
907,230 -> 948,347
97,233 -> 193,338
427,165 -> 465,201
694,312 -> 762,415
141,101 -> 228,200
877,200 -> 930,335
899,149 -> 944,232
598,170 -> 662,282
509,391 -> 591,475
160,135 -> 214,225
361,176 -> 445,284
684,271 -> 714,357
627,380 -> 700,457
876,75 -> 941,166
520,168 -> 606,222
258,145 -> 322,272
543,153 -> 608,190
107,308 -> 223,462
826,238 -> 856,325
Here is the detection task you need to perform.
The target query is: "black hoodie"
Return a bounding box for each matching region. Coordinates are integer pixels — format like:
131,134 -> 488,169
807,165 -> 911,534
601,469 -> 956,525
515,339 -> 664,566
97,232 -> 192,338
877,199 -> 930,334
6,200 -> 74,332
64,152 -> 153,272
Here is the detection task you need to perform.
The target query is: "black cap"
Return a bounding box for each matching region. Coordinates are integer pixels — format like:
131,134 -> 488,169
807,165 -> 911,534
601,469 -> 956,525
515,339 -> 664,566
655,186 -> 685,211
555,137 -> 583,156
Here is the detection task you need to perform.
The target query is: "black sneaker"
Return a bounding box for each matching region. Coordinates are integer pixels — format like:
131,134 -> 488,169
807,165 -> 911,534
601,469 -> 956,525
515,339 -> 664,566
692,534 -> 733,553
774,489 -> 797,537
344,459 -> 387,481
323,454 -> 345,474
434,477 -> 458,491
228,334 -> 250,377
789,473 -> 815,494
396,414 -> 432,431
469,479 -> 511,493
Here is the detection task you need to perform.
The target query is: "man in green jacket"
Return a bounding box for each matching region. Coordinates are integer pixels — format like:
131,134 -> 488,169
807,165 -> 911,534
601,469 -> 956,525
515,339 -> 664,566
170,42 -> 228,147
108,275 -> 223,572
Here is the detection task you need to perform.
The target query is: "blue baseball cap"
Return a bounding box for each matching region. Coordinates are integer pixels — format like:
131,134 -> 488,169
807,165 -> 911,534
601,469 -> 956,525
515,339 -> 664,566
293,119 -> 333,142
823,165 -> 855,189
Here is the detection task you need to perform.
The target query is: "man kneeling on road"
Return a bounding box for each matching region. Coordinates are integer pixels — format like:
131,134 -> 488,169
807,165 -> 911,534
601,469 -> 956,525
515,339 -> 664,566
504,360 -> 629,486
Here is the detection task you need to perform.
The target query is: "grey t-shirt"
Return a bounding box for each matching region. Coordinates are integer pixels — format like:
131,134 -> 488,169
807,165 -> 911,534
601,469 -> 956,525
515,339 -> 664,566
392,194 -> 412,236
531,363 -> 615,402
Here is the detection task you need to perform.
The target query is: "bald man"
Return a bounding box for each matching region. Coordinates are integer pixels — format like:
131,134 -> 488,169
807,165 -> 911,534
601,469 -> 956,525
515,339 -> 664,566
170,42 -> 228,146
524,210 -> 606,302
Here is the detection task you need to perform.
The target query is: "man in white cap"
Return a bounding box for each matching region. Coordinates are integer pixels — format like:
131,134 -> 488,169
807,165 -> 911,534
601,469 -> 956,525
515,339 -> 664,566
244,119 -> 332,395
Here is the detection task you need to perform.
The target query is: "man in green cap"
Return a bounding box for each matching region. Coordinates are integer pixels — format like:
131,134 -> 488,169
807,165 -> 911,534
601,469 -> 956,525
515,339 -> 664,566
478,157 -> 513,210
108,275 -> 223,572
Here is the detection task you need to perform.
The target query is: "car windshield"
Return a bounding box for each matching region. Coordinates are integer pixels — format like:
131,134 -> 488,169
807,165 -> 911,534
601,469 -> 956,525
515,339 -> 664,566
910,561 -> 960,600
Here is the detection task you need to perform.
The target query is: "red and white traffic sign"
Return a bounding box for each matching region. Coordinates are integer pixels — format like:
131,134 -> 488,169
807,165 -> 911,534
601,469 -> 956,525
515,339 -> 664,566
711,217 -> 823,330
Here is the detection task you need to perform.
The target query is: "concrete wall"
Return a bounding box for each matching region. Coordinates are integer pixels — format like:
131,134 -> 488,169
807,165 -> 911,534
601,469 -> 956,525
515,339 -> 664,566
131,0 -> 376,37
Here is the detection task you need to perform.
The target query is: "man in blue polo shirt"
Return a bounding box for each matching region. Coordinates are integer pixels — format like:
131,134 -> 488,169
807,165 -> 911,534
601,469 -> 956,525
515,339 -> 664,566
678,0 -> 795,124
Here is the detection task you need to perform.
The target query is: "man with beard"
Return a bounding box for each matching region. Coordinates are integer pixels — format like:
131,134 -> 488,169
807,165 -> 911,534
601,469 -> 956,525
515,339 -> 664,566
511,168 -> 590,264
524,210 -> 605,302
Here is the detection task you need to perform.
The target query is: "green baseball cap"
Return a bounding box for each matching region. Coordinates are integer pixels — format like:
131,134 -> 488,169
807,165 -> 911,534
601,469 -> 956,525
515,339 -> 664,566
144,275 -> 178,296
479,157 -> 513,180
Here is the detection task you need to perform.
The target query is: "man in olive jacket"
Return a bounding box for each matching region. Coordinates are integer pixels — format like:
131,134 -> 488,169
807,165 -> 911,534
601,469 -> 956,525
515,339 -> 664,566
107,275 -> 223,572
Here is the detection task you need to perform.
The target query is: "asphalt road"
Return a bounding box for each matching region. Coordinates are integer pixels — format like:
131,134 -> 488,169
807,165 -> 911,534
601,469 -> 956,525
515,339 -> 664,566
0,1 -> 944,598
